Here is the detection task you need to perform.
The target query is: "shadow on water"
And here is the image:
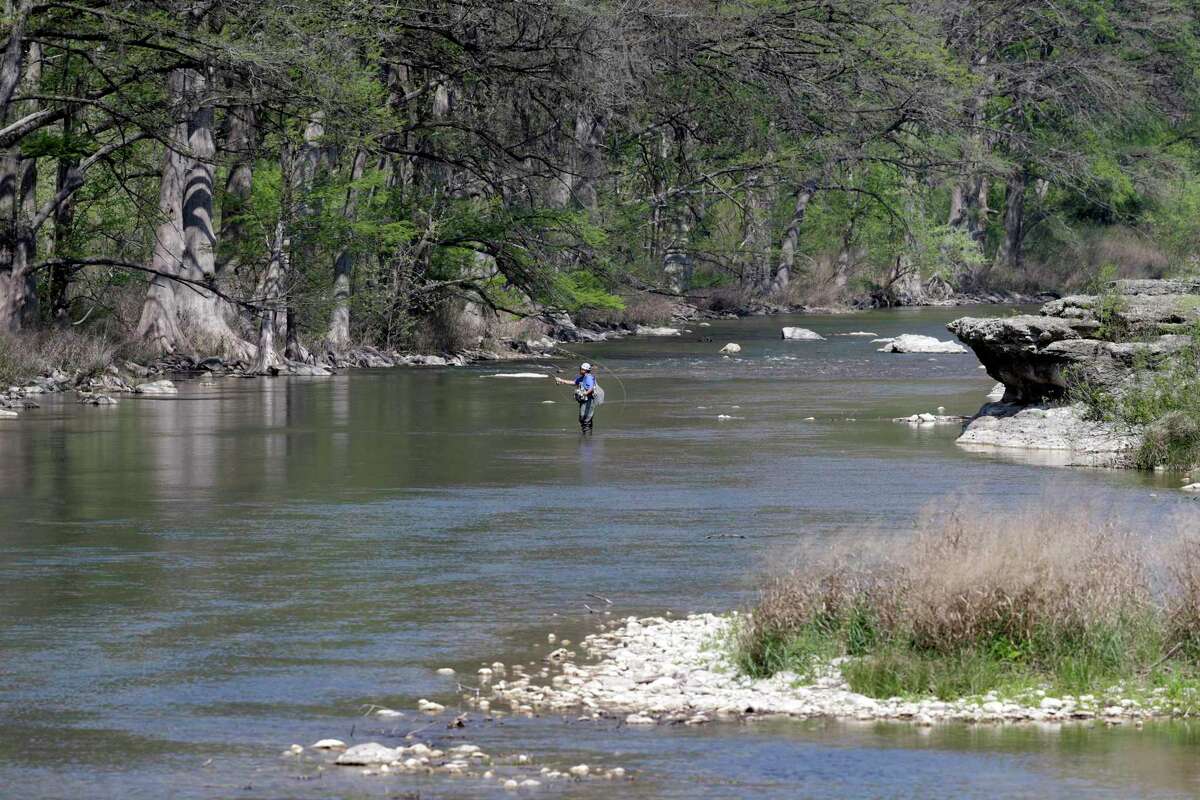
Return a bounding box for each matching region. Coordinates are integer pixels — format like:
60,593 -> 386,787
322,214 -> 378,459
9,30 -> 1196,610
1,307 -> 1198,798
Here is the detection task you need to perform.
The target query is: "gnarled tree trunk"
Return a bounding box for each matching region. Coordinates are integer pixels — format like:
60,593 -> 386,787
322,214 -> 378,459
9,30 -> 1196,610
326,147 -> 367,349
137,69 -> 190,351
994,168 -> 1027,274
771,179 -> 818,295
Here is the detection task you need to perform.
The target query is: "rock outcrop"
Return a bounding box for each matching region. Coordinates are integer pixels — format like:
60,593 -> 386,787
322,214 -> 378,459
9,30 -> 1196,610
948,279 -> 1200,465
950,281 -> 1197,403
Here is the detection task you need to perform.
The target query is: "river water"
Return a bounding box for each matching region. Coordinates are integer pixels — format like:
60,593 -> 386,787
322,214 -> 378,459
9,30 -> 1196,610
2,308 -> 1199,799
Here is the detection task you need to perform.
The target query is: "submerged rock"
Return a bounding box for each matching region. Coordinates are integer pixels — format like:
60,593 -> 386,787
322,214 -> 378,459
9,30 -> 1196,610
781,327 -> 825,341
877,334 -> 966,354
635,325 -> 681,337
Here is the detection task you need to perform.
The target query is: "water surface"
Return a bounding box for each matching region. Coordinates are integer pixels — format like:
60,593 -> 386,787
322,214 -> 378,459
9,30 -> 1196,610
2,308 -> 1198,798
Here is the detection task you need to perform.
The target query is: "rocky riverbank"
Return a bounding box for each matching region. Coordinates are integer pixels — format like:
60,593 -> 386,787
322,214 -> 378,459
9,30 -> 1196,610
460,614 -> 1175,726
948,279 -> 1200,468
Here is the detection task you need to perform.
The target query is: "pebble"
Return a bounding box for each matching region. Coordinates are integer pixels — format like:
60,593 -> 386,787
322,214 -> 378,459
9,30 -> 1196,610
462,613 -> 1171,728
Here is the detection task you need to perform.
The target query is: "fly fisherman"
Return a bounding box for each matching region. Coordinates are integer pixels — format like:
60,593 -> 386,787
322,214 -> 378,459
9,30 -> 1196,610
555,362 -> 597,433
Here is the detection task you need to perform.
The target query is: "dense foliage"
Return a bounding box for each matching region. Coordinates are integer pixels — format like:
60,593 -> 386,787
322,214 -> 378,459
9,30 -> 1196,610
2,1 -> 1199,362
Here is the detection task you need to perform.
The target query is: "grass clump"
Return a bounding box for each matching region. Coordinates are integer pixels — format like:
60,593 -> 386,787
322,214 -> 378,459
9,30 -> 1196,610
0,328 -> 119,387
737,504 -> 1200,703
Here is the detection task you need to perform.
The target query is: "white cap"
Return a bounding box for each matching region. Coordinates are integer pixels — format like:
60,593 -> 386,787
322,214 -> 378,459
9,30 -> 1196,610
580,362 -> 592,371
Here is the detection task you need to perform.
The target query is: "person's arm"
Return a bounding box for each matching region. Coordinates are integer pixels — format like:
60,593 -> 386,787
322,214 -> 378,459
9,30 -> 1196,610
554,376 -> 573,385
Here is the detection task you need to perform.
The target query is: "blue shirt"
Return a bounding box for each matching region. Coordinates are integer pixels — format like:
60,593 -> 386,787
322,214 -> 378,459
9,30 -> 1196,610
574,373 -> 596,391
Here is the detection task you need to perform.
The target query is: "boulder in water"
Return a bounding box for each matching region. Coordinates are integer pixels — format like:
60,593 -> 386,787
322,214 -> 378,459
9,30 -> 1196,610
134,380 -> 178,395
719,343 -> 741,354
781,327 -> 825,341
336,742 -> 401,765
877,334 -> 966,354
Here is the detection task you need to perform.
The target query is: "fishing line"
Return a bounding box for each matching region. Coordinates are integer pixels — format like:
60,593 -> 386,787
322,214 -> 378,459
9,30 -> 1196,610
551,342 -> 629,405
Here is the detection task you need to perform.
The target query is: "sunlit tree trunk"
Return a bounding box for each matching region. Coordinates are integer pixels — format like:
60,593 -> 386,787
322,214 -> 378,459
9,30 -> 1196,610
326,147 -> 367,349
771,179 -> 818,295
137,69 -> 189,351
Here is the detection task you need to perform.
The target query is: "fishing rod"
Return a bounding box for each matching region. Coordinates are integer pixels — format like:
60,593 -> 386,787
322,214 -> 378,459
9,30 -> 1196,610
550,342 -> 629,405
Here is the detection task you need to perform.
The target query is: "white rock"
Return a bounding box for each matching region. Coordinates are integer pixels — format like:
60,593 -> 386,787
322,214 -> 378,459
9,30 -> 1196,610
781,327 -> 825,341
336,742 -> 401,765
606,767 -> 626,779
375,708 -> 403,717
134,379 -> 178,395
568,764 -> 590,777
417,699 -> 445,713
625,713 -> 656,725
504,779 -> 520,790
635,325 -> 680,336
1182,483 -> 1200,492
877,334 -> 967,354
0,408 -> 17,418
719,343 -> 741,354
311,738 -> 347,749
436,667 -> 456,675
1040,698 -> 1064,711
987,382 -> 1006,401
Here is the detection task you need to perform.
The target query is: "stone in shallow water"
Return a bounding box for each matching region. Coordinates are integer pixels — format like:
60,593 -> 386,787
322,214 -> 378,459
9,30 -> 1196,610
336,742 -> 401,765
781,327 -> 824,341
877,334 -> 966,354
134,379 -> 178,395
312,738 -> 346,749
719,343 -> 741,354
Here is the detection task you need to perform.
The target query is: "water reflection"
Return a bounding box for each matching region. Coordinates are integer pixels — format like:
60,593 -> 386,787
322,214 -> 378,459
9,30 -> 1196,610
0,307 -> 1197,799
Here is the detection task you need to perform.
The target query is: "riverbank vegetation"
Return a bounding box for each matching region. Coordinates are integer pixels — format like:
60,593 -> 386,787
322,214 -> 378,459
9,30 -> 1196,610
736,506 -> 1200,705
1069,325 -> 1200,469
2,2 -> 1200,373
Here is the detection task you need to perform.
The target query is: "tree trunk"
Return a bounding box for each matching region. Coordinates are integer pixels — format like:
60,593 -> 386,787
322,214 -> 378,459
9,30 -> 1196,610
49,94 -> 79,322
740,171 -> 772,292
253,143 -> 293,373
137,69 -> 189,351
179,67 -> 249,355
0,32 -> 36,332
326,147 -> 367,349
217,101 -> 255,273
252,217 -> 286,374
994,168 -> 1028,273
771,179 -> 818,295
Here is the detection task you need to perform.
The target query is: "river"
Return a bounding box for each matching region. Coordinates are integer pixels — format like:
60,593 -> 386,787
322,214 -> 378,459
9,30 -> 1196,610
2,307 -> 1199,798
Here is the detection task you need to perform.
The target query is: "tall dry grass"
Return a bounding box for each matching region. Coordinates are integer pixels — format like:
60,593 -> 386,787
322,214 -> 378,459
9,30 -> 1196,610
0,328 -> 120,386
738,501 -> 1197,698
